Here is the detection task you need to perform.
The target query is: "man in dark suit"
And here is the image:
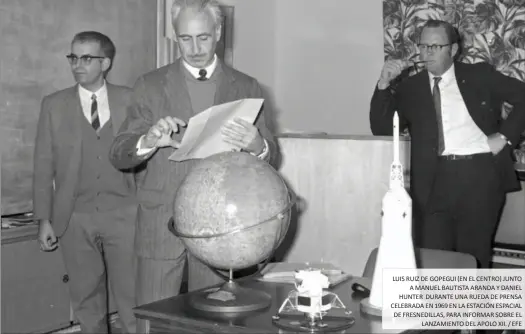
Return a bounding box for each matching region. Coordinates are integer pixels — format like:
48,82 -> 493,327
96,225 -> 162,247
370,20 -> 525,268
109,0 -> 275,331
33,31 -> 137,333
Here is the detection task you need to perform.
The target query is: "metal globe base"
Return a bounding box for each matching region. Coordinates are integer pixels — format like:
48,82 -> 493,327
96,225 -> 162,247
189,280 -> 271,313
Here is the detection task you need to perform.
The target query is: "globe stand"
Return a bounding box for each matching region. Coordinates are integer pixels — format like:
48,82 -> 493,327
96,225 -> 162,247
188,269 -> 271,313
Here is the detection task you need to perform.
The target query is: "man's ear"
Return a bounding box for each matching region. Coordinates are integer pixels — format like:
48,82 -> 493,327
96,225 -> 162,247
215,24 -> 222,42
172,27 -> 178,42
102,57 -> 112,72
451,43 -> 459,58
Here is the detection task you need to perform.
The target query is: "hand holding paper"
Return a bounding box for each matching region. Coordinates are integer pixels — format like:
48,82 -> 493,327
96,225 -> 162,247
221,118 -> 265,155
143,116 -> 187,149
168,98 -> 264,162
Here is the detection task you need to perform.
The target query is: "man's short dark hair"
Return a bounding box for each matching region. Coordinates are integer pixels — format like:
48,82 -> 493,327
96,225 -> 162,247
420,20 -> 459,45
72,31 -> 116,62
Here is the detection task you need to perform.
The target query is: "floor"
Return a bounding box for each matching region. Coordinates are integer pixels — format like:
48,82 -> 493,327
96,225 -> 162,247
49,314 -> 121,334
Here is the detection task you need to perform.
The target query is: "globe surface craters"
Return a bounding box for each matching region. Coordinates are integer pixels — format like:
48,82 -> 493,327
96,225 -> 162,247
173,152 -> 292,270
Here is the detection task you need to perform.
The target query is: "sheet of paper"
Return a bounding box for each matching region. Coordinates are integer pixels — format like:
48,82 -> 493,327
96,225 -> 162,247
168,98 -> 264,162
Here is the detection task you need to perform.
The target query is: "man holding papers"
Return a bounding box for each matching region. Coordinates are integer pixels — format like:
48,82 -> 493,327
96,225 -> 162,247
109,0 -> 275,329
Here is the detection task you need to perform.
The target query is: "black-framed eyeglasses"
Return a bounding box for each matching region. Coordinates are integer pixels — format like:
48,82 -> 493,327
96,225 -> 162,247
66,54 -> 106,66
417,43 -> 452,52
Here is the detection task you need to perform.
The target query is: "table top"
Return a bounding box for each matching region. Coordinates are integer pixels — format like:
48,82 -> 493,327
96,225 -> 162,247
134,277 -> 413,333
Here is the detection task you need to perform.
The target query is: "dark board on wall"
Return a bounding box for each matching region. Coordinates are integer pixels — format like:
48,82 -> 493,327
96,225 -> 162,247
0,0 -> 157,215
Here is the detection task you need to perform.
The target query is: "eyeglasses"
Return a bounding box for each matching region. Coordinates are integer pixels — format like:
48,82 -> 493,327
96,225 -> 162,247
66,54 -> 106,66
417,44 -> 452,52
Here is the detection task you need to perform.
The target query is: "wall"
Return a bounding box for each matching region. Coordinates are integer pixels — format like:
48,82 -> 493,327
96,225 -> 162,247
274,0 -> 384,134
217,0 -> 279,131
218,0 -> 384,135
0,0 -> 157,215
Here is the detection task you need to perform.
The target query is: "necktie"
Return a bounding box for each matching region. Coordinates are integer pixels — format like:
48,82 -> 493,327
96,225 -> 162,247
198,69 -> 207,81
433,77 -> 444,155
91,94 -> 100,133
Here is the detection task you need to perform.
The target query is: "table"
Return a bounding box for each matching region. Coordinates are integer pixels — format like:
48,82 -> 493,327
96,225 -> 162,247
133,277 -> 419,333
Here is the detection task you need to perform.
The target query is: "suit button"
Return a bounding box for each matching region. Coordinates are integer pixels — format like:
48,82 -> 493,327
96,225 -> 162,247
97,156 -> 101,160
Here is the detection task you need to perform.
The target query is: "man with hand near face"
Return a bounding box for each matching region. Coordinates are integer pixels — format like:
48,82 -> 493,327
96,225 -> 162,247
109,0 -> 276,324
370,20 -> 525,269
33,31 -> 138,333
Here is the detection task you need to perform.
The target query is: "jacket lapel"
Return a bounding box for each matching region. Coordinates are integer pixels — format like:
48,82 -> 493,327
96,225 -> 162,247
107,83 -> 122,136
215,60 -> 238,105
63,86 -> 83,151
410,71 -> 440,140
414,70 -> 434,112
62,86 -> 83,193
165,60 -> 193,119
455,63 -> 476,110
454,62 -> 487,130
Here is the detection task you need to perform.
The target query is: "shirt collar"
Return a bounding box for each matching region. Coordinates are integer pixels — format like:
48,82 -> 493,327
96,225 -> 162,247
78,80 -> 107,100
182,54 -> 217,79
428,63 -> 455,86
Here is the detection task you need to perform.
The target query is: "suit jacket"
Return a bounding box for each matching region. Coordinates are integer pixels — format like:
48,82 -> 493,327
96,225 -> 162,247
109,59 -> 277,260
33,83 -> 136,237
370,61 -> 525,218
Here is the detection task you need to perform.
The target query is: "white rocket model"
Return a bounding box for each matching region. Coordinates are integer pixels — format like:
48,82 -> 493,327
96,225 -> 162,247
361,112 -> 417,316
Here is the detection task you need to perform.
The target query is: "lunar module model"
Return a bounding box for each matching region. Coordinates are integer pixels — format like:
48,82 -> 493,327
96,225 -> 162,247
272,269 -> 355,332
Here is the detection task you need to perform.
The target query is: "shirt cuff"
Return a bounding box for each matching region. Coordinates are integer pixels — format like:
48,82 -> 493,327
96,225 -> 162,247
136,135 -> 157,156
498,133 -> 512,146
253,138 -> 270,160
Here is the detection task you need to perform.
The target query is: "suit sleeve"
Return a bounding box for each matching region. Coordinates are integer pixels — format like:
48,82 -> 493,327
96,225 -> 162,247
109,76 -> 156,170
250,79 -> 278,166
489,64 -> 525,146
33,97 -> 54,221
370,84 -> 408,136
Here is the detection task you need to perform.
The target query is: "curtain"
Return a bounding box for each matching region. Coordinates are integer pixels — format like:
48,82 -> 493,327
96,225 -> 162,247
383,0 -> 525,150
157,0 -> 177,68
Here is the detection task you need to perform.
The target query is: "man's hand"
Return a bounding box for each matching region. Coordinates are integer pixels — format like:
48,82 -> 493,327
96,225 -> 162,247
38,219 -> 58,252
142,116 -> 187,150
378,59 -> 411,90
487,133 -> 508,156
221,118 -> 264,155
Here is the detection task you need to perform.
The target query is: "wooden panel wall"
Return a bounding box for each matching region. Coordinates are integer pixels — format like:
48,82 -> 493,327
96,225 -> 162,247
0,0 -> 157,215
276,135 -> 411,276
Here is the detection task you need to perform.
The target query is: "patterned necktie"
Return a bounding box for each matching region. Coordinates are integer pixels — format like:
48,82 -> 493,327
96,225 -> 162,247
198,69 -> 207,81
433,77 -> 445,155
91,94 -> 100,132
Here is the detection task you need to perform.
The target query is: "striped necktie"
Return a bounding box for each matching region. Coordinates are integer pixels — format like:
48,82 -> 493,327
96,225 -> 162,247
91,94 -> 100,132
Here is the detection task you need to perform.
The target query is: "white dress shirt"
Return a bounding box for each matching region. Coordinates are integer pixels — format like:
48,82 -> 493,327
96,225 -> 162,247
182,54 -> 218,79
429,64 -> 490,155
78,82 -> 110,128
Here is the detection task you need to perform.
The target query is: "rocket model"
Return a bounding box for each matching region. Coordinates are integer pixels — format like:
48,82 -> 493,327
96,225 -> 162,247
361,112 -> 417,316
